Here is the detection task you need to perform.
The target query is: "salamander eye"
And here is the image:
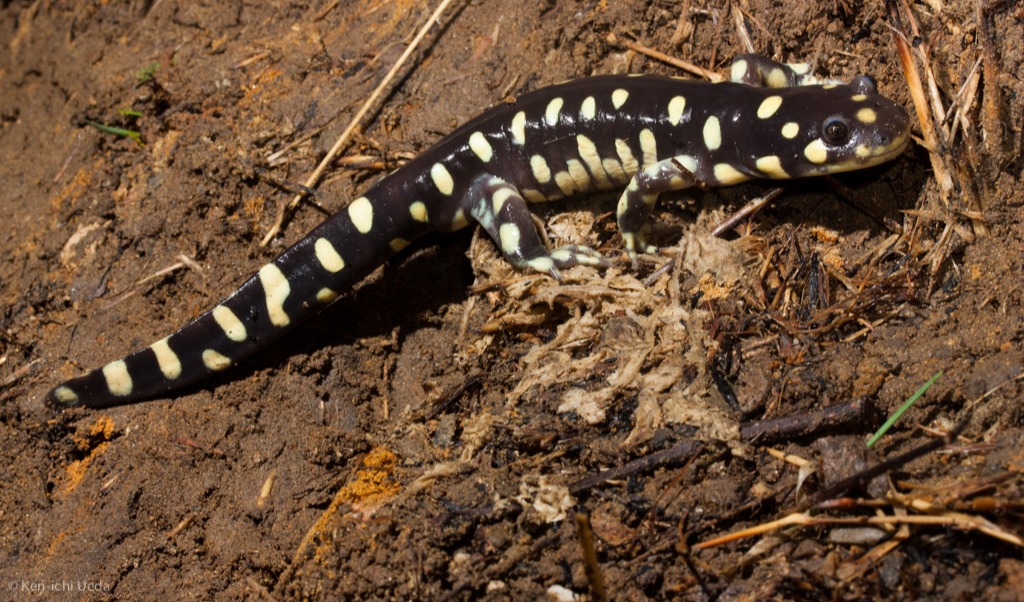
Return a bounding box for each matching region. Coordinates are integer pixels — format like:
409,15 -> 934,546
822,117 -> 850,144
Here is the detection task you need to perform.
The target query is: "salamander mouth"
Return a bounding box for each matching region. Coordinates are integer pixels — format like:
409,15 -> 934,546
811,126 -> 912,176
859,129 -> 912,167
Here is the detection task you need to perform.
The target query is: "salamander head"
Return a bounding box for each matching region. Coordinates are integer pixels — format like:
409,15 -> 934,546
738,76 -> 911,179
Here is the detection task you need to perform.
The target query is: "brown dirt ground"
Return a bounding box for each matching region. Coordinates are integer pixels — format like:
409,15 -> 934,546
1,0 -> 1023,600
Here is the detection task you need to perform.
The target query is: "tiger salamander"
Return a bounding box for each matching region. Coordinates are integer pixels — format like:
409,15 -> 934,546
48,54 -> 911,408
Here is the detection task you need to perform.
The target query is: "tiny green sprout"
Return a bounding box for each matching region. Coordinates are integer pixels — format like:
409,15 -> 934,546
135,62 -> 160,82
118,108 -> 143,118
866,370 -> 944,448
85,120 -> 144,146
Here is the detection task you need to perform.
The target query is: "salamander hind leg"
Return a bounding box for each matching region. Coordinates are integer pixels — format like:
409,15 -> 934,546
729,54 -> 822,88
466,175 -> 608,281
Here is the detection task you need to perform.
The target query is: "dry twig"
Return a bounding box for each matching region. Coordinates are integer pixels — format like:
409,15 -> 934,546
605,33 -> 723,81
261,0 -> 457,246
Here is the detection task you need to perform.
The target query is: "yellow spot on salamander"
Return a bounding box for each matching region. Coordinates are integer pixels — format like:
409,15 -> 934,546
314,237 -> 345,273
781,122 -> 800,139
430,163 -> 455,196
577,134 -> 611,188
788,62 -> 811,76
554,171 -> 577,196
676,154 -> 697,173
804,139 -> 829,164
757,95 -> 783,119
258,263 -> 291,327
316,288 -> 339,303
602,157 -> 627,184
615,139 -> 639,176
545,97 -> 564,126
102,360 -> 133,396
511,110 -> 527,145
550,249 -> 573,262
468,131 -> 493,162
580,96 -> 596,120
639,129 -> 658,167
389,238 -> 410,252
492,187 -> 515,214
499,223 -> 520,256
548,247 -> 573,262
348,196 -> 373,234
668,96 -> 686,126
856,107 -> 877,124
566,159 -> 591,191
212,305 -> 247,342
522,189 -> 548,203
528,256 -> 554,273
767,68 -> 787,88
202,349 -> 232,372
755,156 -> 789,179
150,337 -> 182,379
611,89 -> 629,109
409,201 -> 429,223
530,154 -> 552,184
702,117 -> 721,151
730,59 -> 749,82
450,209 -> 470,230
713,163 -> 748,185
53,386 -> 79,405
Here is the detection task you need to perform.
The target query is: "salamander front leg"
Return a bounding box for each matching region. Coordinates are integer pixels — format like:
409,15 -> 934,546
466,175 -> 608,281
616,156 -> 701,268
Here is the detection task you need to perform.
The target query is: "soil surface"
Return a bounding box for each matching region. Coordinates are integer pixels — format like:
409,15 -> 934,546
2,0 -> 1022,600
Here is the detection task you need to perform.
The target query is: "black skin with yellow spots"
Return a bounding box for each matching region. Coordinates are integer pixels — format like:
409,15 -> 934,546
48,55 -> 910,408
